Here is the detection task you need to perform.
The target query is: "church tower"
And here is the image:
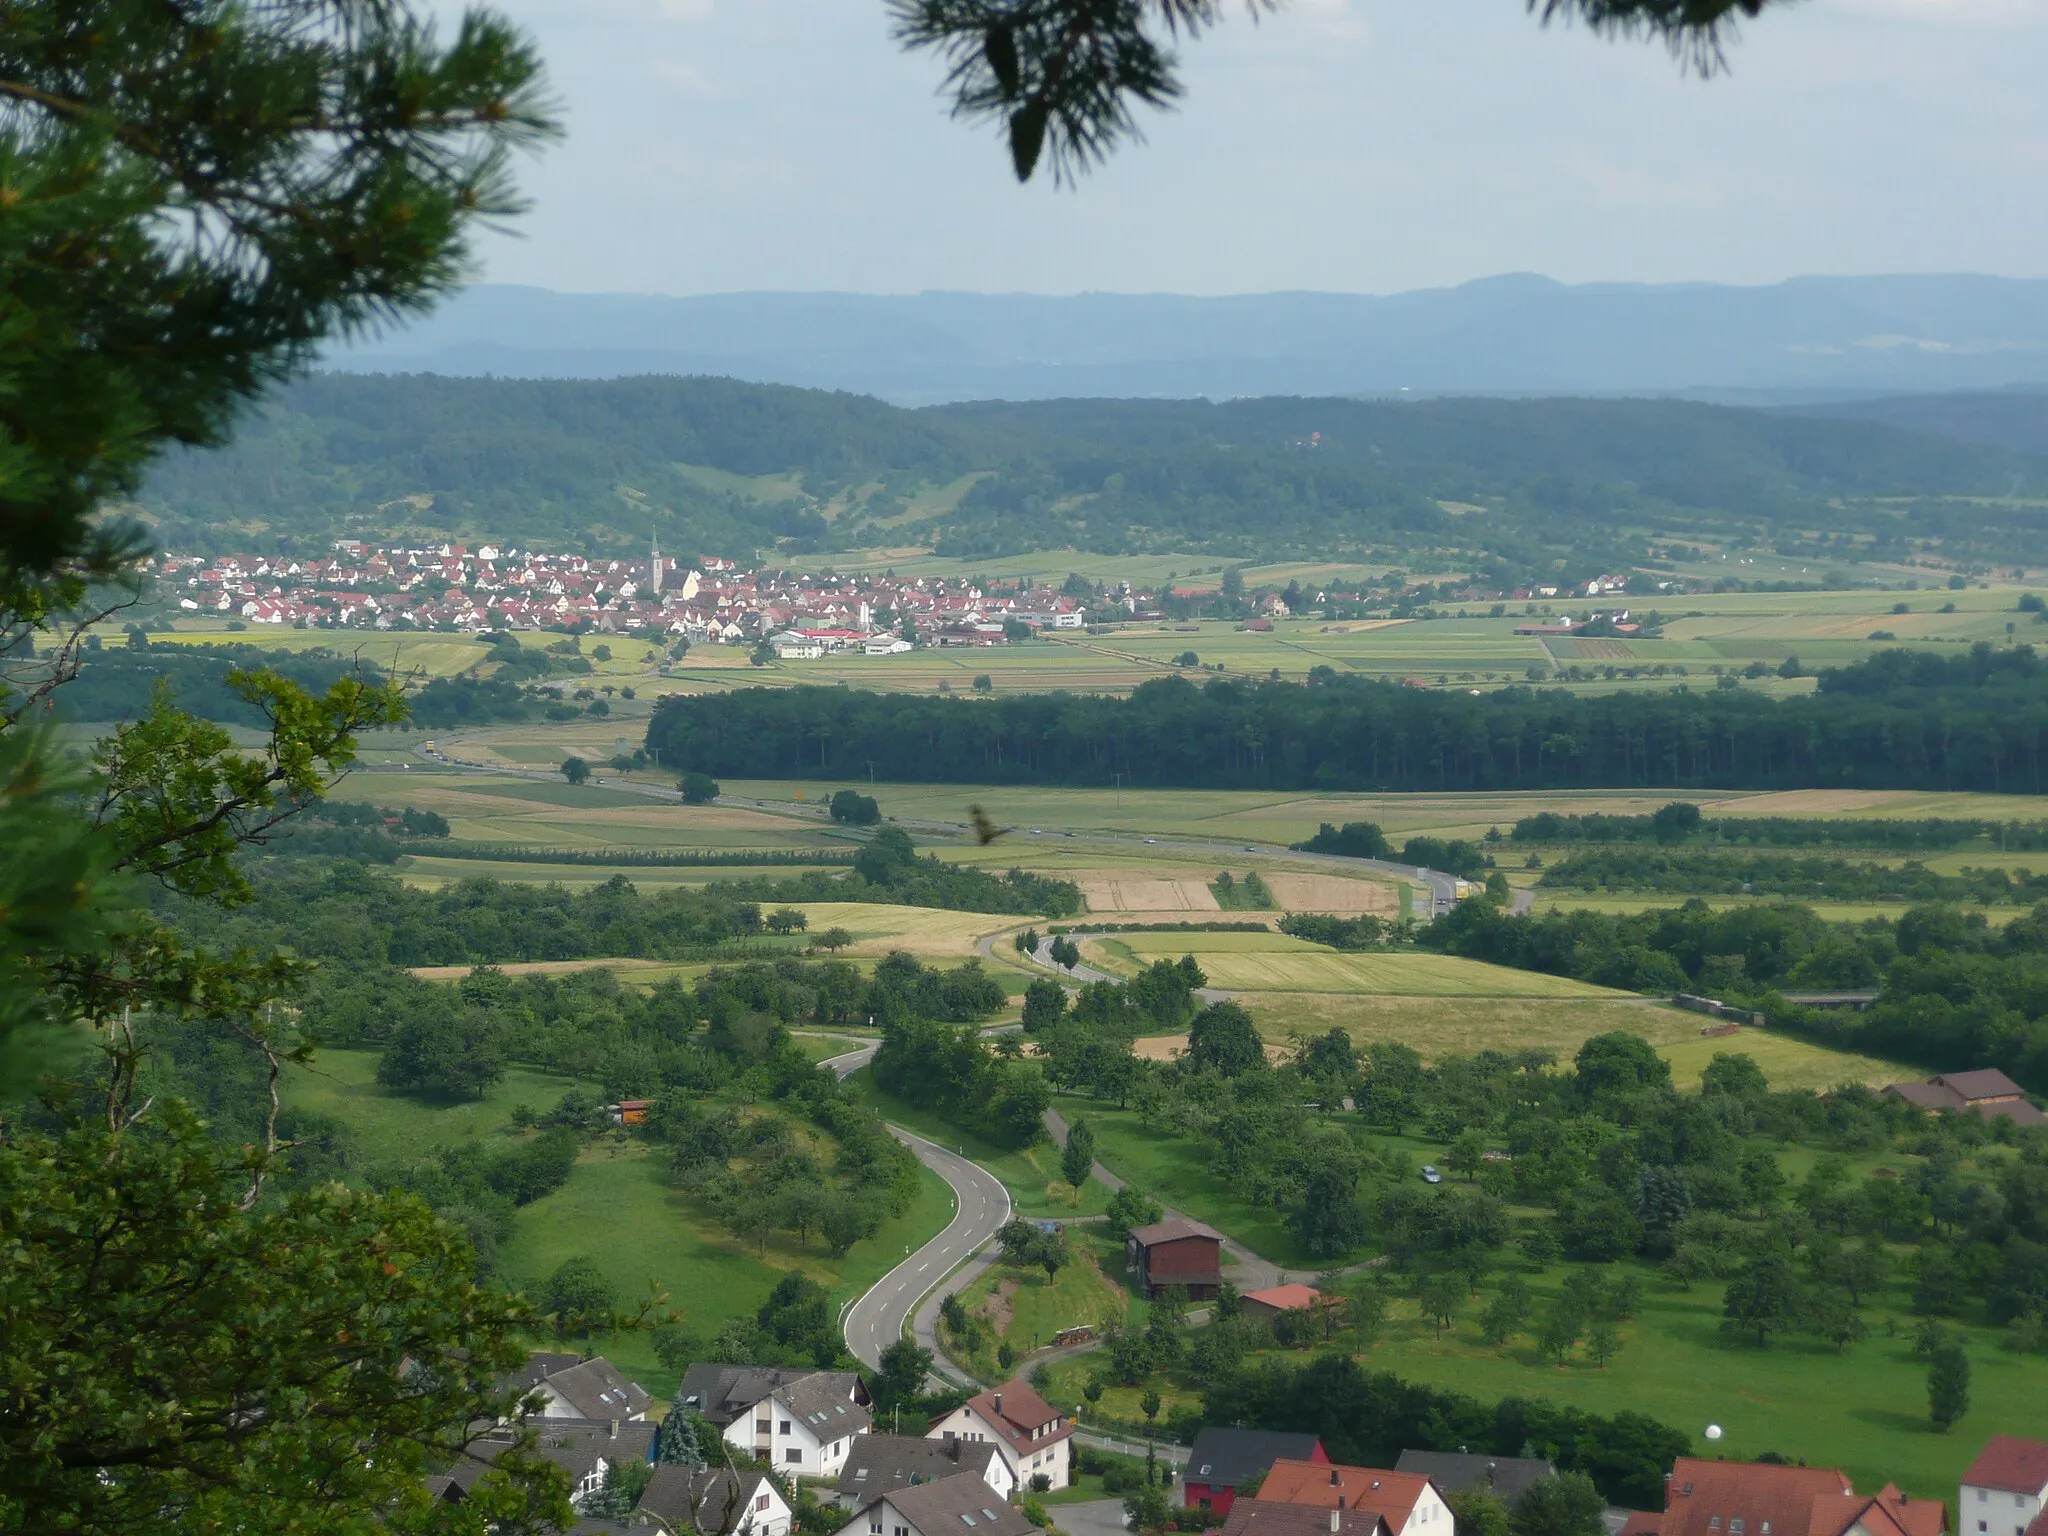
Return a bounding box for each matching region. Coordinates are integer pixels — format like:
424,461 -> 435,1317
650,529 -> 662,596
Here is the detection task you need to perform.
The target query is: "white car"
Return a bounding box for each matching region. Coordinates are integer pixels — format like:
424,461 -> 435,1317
1420,1165 -> 1443,1185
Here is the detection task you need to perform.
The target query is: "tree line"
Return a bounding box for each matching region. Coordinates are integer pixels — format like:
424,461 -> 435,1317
1513,805 -> 2048,851
646,645 -> 2048,795
1425,896 -> 2048,1090
1538,848 -> 2048,904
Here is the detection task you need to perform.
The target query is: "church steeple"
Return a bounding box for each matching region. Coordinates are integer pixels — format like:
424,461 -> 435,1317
650,528 -> 661,596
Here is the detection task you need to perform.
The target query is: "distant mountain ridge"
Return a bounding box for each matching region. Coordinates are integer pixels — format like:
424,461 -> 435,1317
331,275 -> 2048,404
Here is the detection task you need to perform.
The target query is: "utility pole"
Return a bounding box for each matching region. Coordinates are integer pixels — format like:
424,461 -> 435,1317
1112,771 -> 1122,810
866,759 -> 877,785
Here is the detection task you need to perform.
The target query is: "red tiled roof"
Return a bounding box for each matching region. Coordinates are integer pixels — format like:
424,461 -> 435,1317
951,1379 -> 1073,1455
1258,1460 -> 1432,1531
1244,1285 -> 1324,1312
1221,1499 -> 1389,1536
1966,1438 -> 2048,1496
1659,1458 -> 1855,1536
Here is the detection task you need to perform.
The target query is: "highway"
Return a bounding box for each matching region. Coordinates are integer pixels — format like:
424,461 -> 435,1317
824,1043 -> 1014,1377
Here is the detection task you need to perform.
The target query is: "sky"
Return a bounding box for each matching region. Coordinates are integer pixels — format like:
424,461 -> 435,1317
457,0 -> 2048,297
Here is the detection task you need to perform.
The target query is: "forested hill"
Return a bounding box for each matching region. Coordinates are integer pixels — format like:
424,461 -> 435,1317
644,645 -> 2048,796
136,373 -> 2048,567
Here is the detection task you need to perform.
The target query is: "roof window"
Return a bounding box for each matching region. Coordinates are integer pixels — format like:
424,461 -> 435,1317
961,1516 -> 977,1527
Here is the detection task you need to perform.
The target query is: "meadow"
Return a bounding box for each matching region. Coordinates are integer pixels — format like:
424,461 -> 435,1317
1087,931 -> 1627,998
277,1048 -> 957,1399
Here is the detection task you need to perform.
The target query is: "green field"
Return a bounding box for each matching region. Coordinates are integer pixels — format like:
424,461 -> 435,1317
946,1236 -> 1132,1376
278,1048 -> 957,1400
503,1140 -> 955,1398
1091,931 -> 1629,998
281,1046 -> 593,1159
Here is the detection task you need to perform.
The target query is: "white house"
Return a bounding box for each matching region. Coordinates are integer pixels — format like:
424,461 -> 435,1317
677,1364 -> 873,1479
502,1352 -> 652,1423
926,1380 -> 1073,1493
1964,1439 -> 2048,1536
835,1433 -> 1012,1510
835,1473 -> 1039,1536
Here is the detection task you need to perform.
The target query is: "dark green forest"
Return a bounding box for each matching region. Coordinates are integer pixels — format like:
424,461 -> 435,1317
646,644 -> 2048,795
133,372 -> 2048,566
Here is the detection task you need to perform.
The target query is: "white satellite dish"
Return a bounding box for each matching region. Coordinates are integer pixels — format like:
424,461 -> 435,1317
1705,1425 -> 1724,1442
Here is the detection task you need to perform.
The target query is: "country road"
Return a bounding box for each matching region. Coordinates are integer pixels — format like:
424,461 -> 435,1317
824,1043 -> 1013,1379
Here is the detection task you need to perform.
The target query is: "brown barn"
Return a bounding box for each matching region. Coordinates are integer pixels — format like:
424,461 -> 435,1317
1884,1070 -> 2048,1126
1126,1218 -> 1223,1300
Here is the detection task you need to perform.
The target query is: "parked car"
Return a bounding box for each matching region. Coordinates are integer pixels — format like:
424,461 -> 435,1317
1420,1165 -> 1443,1184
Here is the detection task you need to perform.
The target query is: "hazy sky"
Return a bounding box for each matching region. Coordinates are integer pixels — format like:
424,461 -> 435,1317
462,0 -> 2047,296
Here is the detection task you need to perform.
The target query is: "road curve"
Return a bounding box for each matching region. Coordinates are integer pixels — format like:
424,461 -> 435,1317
824,1044 -> 1014,1376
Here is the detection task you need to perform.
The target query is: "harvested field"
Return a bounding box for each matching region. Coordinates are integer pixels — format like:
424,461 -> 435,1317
1094,932 -> 1624,997
1239,994 -> 1699,1060
1075,872 -> 1220,914
1260,872 -> 1398,914
1133,1034 -> 1291,1064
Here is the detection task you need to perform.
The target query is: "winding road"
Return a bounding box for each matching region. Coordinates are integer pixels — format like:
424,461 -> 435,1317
824,1043 -> 1014,1380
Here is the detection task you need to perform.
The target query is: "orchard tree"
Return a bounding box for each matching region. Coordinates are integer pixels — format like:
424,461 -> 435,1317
1062,1117 -> 1097,1191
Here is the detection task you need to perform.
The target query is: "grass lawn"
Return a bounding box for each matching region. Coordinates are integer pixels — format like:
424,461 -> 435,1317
1079,1100 -> 1314,1266
1346,1260 -> 2046,1504
1658,1029 -> 1911,1091
949,1242 -> 1131,1374
844,1071 -> 1111,1218
504,1140 -> 957,1400
280,1047 -> 589,1160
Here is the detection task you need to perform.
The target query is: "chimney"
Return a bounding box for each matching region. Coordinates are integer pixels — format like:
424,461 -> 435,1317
1330,1514 -> 1341,1533
1332,1472 -> 1341,1488
609,1419 -> 620,1439
994,1395 -> 1003,1418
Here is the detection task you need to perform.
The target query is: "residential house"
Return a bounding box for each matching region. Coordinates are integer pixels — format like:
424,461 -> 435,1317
1256,1459 -> 1452,1536
1184,1428 -> 1326,1516
1963,1438 -> 2048,1536
503,1353 -> 653,1422
1125,1219 -> 1224,1300
1653,1457 -> 1945,1536
927,1380 -> 1074,1492
833,1472 -> 1040,1536
1393,1452 -> 1553,1505
438,1417 -> 656,1511
1884,1072 -> 2048,1126
1220,1501 -> 1391,1536
636,1464 -> 792,1536
835,1433 -> 1011,1509
676,1364 -> 873,1477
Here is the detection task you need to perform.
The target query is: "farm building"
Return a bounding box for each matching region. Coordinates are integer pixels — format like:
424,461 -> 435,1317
1126,1218 -> 1224,1300
1242,1284 -> 1327,1321
1185,1428 -> 1327,1517
1884,1070 -> 2048,1126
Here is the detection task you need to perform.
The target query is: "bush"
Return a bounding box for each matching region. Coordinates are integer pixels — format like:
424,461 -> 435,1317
680,771 -> 720,804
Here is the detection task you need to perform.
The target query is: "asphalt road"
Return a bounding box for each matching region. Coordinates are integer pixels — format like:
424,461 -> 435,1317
824,1043 -> 1015,1376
